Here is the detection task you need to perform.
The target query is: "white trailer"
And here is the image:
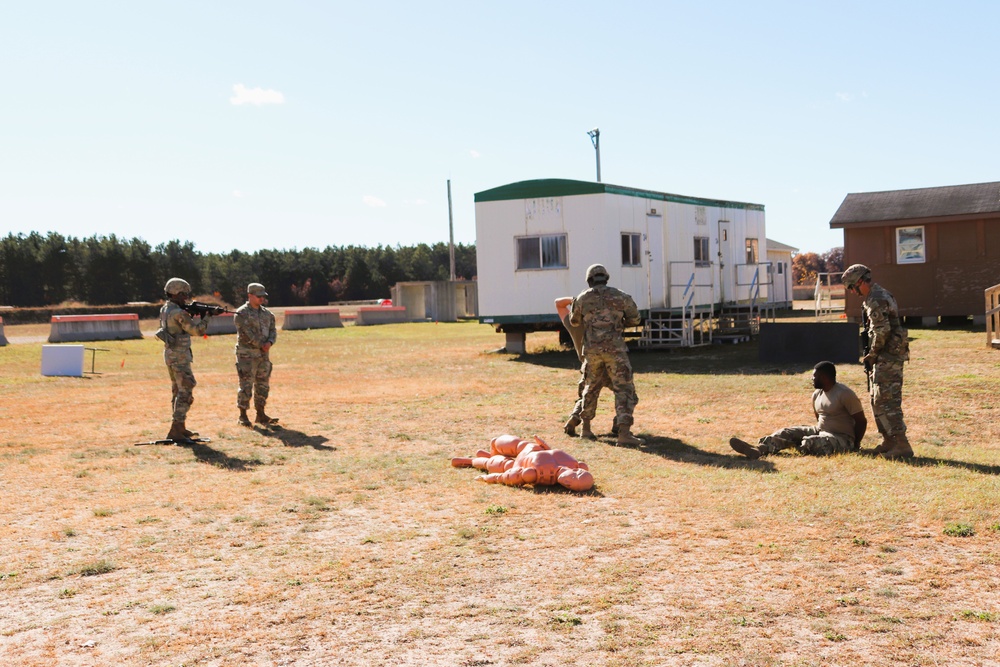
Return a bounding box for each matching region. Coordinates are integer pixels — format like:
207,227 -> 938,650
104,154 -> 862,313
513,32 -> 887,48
474,179 -> 770,351
765,238 -> 797,309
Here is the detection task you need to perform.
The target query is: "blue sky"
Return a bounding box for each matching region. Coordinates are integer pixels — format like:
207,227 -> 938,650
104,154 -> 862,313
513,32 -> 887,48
2,1 -> 998,255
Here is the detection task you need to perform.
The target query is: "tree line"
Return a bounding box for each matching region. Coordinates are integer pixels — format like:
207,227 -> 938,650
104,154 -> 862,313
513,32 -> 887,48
0,232 -> 477,308
791,247 -> 844,286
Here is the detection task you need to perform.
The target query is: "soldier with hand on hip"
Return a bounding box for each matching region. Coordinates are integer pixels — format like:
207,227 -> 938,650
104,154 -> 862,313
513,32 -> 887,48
842,263 -> 912,459
235,282 -> 278,427
156,277 -> 210,443
568,264 -> 644,446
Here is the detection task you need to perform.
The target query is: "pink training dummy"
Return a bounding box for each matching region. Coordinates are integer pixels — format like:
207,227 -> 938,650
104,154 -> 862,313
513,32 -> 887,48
451,434 -> 594,492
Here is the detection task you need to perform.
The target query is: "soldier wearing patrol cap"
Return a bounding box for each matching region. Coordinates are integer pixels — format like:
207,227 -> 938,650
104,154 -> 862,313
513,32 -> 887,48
234,282 -> 278,427
842,263 -> 912,459
156,277 -> 210,442
568,263 -> 644,446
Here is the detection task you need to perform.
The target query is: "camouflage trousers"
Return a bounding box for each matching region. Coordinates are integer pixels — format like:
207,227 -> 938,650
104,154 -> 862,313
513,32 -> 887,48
165,348 -> 197,422
578,349 -> 638,427
571,358 -> 611,418
871,357 -> 906,436
758,425 -> 854,456
236,351 -> 272,411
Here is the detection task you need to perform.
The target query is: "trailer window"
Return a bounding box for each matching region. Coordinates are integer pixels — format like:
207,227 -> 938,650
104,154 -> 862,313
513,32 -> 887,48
745,238 -> 759,264
516,234 -> 567,270
694,237 -> 710,267
621,233 -> 641,267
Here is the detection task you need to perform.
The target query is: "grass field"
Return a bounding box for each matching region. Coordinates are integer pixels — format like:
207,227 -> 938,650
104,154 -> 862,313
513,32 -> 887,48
1,318 -> 998,666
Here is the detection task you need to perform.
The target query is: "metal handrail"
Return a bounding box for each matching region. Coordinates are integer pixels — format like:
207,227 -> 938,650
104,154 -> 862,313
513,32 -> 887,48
986,283 -> 1000,349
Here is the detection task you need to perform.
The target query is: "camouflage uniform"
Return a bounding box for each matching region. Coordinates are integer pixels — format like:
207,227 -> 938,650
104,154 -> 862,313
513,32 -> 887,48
569,285 -> 641,427
571,361 -> 611,418
158,301 -> 209,422
234,301 -> 277,412
863,283 -> 909,437
758,425 -> 854,456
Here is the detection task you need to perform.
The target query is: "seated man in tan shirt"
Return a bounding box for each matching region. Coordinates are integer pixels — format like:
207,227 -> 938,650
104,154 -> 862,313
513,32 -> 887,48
730,361 -> 867,458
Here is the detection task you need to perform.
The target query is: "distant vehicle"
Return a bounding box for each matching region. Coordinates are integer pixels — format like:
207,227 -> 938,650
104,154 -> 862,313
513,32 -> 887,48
377,298 -> 393,307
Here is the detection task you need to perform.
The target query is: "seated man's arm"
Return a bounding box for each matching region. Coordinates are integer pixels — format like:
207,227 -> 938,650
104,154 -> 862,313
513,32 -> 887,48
851,410 -> 868,447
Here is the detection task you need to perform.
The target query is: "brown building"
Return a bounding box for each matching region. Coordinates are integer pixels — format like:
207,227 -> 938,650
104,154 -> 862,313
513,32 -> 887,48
830,181 -> 1000,324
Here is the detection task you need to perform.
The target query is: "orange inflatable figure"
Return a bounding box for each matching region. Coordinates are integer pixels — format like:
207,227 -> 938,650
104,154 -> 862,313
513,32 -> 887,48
452,435 -> 594,492
489,434 -> 550,457
451,434 -> 551,471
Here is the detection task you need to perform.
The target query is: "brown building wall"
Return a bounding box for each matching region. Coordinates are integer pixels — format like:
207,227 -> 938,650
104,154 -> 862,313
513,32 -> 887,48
843,216 -> 1000,318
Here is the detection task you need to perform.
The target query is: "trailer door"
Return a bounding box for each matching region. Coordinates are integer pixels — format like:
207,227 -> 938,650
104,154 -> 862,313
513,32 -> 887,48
717,220 -> 732,303
645,213 -> 665,309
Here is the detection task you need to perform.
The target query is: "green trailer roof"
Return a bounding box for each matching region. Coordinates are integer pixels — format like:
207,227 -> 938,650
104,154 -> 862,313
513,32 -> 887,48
474,178 -> 764,211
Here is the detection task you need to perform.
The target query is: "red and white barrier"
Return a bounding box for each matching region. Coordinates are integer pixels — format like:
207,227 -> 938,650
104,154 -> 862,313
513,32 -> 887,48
48,313 -> 143,343
204,312 -> 237,335
355,306 -> 408,326
281,307 -> 343,331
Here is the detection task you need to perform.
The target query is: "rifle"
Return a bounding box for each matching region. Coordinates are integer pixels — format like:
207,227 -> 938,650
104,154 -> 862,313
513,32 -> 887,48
861,308 -> 872,392
183,301 -> 231,318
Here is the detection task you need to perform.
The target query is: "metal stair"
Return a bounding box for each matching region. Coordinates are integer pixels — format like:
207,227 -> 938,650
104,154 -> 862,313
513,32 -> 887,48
639,305 -> 715,348
715,303 -> 757,343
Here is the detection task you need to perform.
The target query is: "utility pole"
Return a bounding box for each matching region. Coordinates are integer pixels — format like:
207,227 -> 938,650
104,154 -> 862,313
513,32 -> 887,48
447,179 -> 456,281
587,127 -> 601,182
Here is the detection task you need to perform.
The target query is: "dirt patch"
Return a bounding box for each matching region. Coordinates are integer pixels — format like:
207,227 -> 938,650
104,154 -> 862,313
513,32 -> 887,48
1,321 -> 998,665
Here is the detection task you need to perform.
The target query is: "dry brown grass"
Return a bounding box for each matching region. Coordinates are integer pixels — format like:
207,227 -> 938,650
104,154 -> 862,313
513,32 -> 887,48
1,318 -> 998,666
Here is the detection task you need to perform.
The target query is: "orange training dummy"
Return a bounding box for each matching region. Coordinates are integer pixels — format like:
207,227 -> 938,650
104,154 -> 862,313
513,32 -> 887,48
452,435 -> 594,492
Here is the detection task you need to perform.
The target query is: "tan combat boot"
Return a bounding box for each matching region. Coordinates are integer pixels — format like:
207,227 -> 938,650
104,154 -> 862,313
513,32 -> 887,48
861,434 -> 894,456
873,435 -> 894,453
729,437 -> 762,459
255,408 -> 278,425
166,420 -> 188,442
564,415 -> 581,437
580,419 -> 596,440
617,425 -> 644,447
879,434 -> 914,460
238,408 -> 252,428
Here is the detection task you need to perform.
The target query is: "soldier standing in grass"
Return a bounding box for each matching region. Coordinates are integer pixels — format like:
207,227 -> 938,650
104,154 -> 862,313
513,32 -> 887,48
567,264 -> 643,446
730,361 -> 867,458
842,264 -> 912,459
235,282 -> 278,427
557,296 -> 618,439
156,277 -> 210,442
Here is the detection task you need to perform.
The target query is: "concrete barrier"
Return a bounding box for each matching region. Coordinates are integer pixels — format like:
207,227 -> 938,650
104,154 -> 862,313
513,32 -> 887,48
48,313 -> 143,343
355,306 -> 408,326
0,316 -> 7,346
205,312 -> 237,335
282,307 -> 343,330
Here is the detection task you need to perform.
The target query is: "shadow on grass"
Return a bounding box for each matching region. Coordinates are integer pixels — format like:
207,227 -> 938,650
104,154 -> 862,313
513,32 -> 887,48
253,426 -> 335,451
901,456 -> 1000,476
614,434 -> 778,473
529,483 -> 606,498
176,441 -> 262,471
508,342 -> 819,377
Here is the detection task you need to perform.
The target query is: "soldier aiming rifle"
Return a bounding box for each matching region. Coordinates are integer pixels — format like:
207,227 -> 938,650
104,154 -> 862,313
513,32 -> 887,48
155,278 -> 213,443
